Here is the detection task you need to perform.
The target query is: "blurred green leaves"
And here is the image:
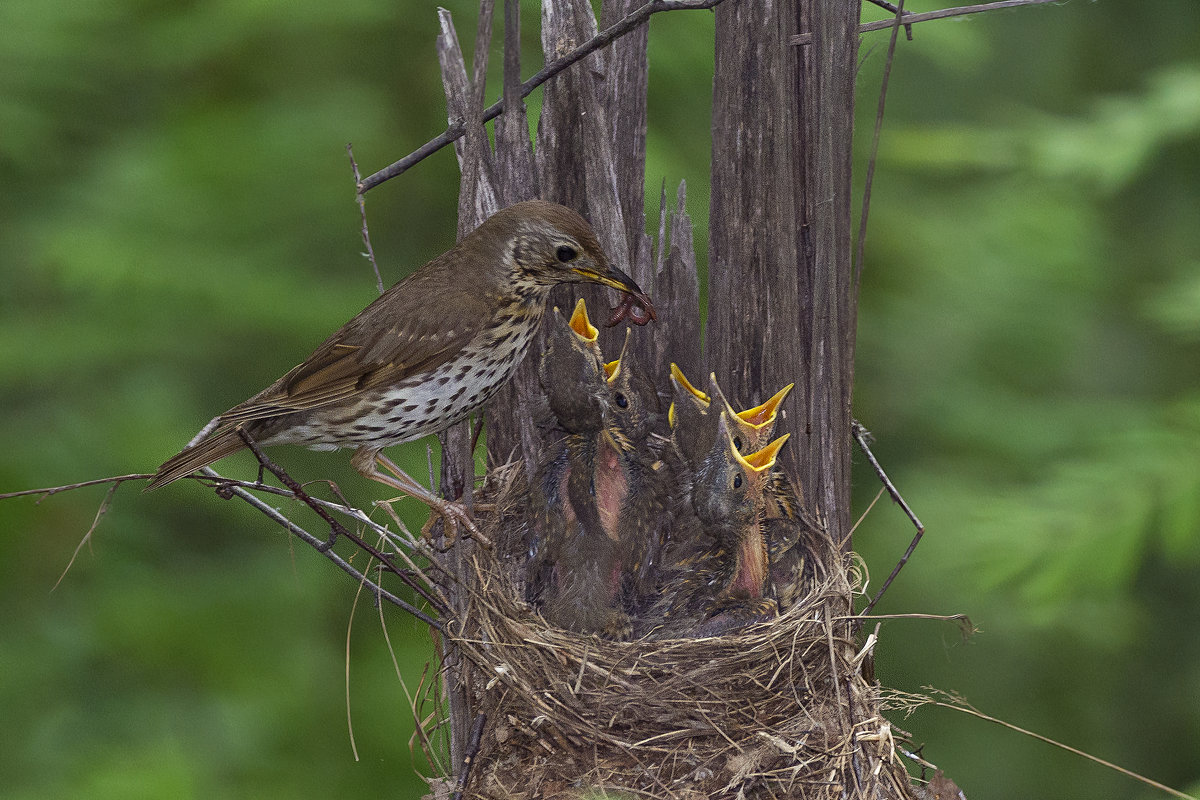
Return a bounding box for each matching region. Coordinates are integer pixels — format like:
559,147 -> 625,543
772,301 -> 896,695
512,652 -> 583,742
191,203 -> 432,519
1,0 -> 1199,798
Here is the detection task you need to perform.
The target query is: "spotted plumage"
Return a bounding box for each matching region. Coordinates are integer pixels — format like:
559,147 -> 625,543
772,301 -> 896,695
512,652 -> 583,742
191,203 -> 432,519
147,201 -> 654,510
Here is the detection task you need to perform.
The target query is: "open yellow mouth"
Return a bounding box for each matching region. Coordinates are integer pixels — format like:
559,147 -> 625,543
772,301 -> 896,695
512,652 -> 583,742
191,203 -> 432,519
737,383 -> 794,428
568,298 -> 599,343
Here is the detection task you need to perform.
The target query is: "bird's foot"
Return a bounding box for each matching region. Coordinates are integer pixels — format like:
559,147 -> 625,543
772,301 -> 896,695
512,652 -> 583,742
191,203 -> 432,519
418,497 -> 490,550
355,449 -> 492,549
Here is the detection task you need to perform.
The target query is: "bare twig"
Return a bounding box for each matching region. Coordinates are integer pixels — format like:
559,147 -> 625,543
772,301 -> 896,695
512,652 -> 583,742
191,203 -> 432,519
791,0 -> 1063,46
853,0 -> 905,296
864,0 -> 915,39
52,482 -> 119,591
451,713 -> 488,800
201,464 -> 445,631
841,613 -> 975,640
229,431 -> 453,616
852,421 -> 925,617
347,143 -> 384,295
0,473 -> 150,501
929,697 -> 1200,800
358,0 -> 724,193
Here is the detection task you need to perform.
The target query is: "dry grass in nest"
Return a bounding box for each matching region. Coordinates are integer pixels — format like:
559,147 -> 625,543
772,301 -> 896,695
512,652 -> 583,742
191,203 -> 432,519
417,465 -> 920,800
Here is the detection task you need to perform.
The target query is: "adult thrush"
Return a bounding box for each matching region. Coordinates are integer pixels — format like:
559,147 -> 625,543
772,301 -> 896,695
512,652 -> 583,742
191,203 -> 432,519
147,200 -> 654,530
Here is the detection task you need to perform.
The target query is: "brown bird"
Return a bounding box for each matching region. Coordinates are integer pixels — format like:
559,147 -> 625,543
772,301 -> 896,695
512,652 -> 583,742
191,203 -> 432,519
539,298 -> 606,435
147,201 -> 654,532
708,380 -> 793,457
602,332 -> 667,607
533,328 -> 633,637
709,378 -> 822,607
531,322 -> 663,637
665,363 -> 713,467
645,413 -> 788,637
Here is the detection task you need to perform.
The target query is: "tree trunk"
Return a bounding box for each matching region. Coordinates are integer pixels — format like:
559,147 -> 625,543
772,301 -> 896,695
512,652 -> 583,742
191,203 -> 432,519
430,1 -> 896,797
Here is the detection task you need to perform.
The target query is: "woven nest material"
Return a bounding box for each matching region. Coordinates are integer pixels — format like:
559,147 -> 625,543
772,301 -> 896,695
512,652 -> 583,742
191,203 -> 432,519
420,465 -> 920,800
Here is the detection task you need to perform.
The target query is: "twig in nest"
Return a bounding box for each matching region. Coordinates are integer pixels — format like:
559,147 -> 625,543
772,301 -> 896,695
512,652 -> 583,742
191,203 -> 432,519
357,0 -> 726,193
451,713 -> 487,800
346,143 -> 384,295
852,421 -> 924,617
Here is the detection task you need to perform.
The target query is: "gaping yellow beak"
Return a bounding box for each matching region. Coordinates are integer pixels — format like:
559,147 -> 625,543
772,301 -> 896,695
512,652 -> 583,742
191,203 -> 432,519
669,363 -> 710,405
737,383 -> 794,429
568,298 -> 599,344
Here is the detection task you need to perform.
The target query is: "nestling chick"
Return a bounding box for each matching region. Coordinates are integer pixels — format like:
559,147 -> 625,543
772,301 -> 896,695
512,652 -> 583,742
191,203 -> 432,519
708,379 -> 821,608
642,413 -> 788,638
531,305 -> 656,638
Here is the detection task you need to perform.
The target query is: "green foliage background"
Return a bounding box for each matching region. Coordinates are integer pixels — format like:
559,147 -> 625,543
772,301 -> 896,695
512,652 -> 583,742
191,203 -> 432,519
2,1 -> 1198,797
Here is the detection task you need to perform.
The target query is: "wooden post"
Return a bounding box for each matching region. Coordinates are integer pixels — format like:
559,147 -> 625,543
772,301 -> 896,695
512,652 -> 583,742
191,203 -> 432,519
707,0 -> 861,547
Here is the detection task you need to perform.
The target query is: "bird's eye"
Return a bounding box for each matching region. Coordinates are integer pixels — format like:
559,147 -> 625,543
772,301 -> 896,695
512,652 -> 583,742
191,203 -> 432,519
733,436 -> 743,451
556,245 -> 577,263
615,392 -> 628,409
733,472 -> 743,489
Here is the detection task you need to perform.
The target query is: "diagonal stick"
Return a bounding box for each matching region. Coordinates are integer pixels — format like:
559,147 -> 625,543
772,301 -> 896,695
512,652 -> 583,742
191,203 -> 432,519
852,420 -> 925,616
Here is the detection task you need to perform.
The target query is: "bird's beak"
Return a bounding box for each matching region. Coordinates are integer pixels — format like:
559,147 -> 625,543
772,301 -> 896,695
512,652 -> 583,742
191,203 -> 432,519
737,383 -> 794,429
568,298 -> 599,344
572,264 -> 656,321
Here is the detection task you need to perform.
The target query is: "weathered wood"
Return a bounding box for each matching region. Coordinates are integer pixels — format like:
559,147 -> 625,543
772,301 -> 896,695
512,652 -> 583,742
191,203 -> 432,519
707,0 -> 860,547
653,180 -> 701,390
798,0 -> 861,545
707,0 -> 806,470
484,0 -> 544,474
537,0 -> 646,363
599,0 -> 650,252
435,2 -> 498,767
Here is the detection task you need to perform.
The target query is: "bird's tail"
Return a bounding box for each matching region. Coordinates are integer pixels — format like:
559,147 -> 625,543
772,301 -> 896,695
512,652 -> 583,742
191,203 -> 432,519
145,425 -> 247,491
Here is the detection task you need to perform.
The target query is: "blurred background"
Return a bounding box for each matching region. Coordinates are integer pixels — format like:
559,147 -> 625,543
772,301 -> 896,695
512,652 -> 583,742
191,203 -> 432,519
2,0 -> 1198,797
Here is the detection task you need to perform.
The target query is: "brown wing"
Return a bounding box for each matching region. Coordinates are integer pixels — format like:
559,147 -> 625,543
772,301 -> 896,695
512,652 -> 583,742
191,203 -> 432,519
222,260 -> 499,423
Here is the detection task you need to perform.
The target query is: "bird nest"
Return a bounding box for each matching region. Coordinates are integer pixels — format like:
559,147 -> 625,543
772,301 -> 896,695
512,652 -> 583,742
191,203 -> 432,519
419,464 -> 920,800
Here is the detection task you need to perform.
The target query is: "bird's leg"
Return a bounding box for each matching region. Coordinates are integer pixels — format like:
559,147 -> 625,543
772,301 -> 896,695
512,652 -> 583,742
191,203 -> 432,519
351,447 -> 491,549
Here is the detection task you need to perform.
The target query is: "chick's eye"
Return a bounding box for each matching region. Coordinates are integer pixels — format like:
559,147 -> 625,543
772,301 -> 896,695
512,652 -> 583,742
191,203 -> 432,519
733,436 -> 743,451
732,472 -> 743,490
556,245 -> 577,263
615,392 -> 628,409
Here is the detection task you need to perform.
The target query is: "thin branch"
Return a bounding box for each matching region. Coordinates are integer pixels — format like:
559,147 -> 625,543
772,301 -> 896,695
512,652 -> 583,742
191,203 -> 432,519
790,0 -> 1063,46
201,465 -> 445,631
853,0 -> 905,296
451,713 -> 488,800
229,432 -> 453,616
852,421 -> 925,617
347,143 -> 384,295
840,612 -> 975,639
930,699 -> 1200,800
358,0 -> 724,193
0,473 -> 150,501
864,0 -> 915,39
2,472 -> 439,618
